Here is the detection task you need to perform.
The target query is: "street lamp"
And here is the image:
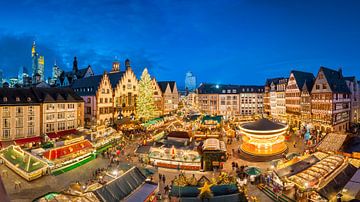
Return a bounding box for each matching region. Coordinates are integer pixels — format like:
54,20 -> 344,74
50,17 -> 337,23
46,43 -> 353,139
304,182 -> 309,200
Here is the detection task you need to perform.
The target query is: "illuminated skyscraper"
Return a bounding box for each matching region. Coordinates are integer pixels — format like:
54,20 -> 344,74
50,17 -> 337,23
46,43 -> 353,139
31,41 -> 45,83
185,71 -> 196,92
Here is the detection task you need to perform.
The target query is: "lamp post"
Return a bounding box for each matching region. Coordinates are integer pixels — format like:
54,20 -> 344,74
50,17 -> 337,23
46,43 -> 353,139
304,182 -> 309,201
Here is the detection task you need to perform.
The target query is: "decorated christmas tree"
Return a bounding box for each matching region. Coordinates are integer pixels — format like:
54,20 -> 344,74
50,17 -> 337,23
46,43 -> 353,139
136,68 -> 156,122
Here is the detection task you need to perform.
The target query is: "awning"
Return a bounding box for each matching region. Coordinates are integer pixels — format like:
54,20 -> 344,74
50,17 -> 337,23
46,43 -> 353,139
125,182 -> 158,202
14,136 -> 41,145
47,129 -> 78,139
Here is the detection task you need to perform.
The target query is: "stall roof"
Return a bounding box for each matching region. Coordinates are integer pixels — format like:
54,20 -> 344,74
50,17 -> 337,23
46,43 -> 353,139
342,169 -> 360,199
93,167 -> 146,202
241,118 -> 287,131
167,131 -> 190,139
125,182 -> 158,202
135,145 -> 151,154
275,155 -> 320,178
318,163 -> 357,200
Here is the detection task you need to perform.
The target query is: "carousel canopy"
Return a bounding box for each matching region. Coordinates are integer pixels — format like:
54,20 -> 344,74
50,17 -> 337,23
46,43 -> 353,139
241,118 -> 286,131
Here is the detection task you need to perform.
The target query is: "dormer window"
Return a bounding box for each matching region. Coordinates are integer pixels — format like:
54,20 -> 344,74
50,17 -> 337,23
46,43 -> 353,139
16,97 -> 20,102
3,97 -> 7,102
27,97 -> 31,102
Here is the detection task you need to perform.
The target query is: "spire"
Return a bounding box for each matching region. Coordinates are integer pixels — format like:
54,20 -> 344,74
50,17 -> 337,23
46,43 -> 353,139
125,58 -> 131,70
73,56 -> 78,73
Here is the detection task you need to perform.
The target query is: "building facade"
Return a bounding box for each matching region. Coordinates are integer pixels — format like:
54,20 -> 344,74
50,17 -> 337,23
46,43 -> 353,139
72,59 -> 139,127
285,70 -> 315,127
311,67 -> 351,132
0,88 -> 84,145
197,83 -> 264,116
157,81 -> 179,114
344,76 -> 360,123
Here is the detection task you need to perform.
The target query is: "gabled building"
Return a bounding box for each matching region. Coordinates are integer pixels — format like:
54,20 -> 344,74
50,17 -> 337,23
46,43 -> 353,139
285,70 -> 315,127
300,78 -> 314,124
151,78 -> 163,117
112,59 -> 139,119
344,76 -> 360,123
72,73 -> 114,127
275,78 -> 288,122
72,59 -> 139,127
311,67 -> 351,132
157,81 -> 179,114
264,78 -> 284,116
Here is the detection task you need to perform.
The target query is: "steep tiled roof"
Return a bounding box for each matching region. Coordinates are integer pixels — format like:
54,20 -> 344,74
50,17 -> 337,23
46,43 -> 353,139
0,88 -> 40,105
290,70 -> 315,90
319,67 -> 350,93
157,81 -> 176,93
0,87 -> 83,105
301,79 -> 314,92
265,77 -> 285,86
107,71 -> 125,88
344,76 -> 356,82
71,75 -> 103,96
32,88 -> 83,103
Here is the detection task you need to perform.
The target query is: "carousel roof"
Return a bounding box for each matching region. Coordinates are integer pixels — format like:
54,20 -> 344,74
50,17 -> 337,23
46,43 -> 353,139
241,118 -> 286,131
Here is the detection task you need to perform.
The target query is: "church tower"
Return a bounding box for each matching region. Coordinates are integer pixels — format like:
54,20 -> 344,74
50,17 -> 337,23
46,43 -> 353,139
73,57 -> 78,73
111,56 -> 120,73
125,58 -> 131,70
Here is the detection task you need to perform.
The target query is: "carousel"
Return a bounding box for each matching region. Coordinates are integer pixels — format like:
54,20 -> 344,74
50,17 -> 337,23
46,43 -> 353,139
239,118 -> 288,157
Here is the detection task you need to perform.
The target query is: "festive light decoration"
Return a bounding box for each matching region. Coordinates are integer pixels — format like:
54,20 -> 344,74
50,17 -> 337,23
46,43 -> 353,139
198,181 -> 214,199
136,68 -> 156,121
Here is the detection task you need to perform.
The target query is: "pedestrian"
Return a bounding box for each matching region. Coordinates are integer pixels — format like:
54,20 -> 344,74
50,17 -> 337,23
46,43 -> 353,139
293,141 -> 296,148
162,175 -> 166,184
231,162 -> 235,171
159,173 -> 162,182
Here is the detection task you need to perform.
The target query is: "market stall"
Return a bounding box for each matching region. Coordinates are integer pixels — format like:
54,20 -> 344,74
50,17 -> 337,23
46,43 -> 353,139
0,145 -> 48,181
201,138 -> 226,171
42,140 -> 95,175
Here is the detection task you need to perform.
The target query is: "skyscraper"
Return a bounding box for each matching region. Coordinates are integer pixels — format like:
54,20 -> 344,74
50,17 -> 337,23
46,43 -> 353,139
50,61 -> 63,85
185,71 -> 196,92
0,69 -> 3,87
17,66 -> 29,85
31,41 -> 45,84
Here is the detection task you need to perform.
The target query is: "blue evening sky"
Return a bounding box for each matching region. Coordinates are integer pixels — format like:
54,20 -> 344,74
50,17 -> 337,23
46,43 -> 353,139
0,0 -> 360,88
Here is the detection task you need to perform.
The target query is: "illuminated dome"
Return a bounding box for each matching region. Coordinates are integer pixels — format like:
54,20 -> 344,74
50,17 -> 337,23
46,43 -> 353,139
240,118 -> 288,157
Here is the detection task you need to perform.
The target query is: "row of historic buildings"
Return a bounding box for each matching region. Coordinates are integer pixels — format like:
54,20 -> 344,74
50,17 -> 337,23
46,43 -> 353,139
264,67 -> 360,132
0,88 -> 84,144
196,84 -> 264,117
70,59 -> 179,127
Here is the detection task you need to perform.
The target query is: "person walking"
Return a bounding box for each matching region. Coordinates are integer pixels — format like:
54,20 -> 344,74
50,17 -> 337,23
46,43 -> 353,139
162,175 -> 166,184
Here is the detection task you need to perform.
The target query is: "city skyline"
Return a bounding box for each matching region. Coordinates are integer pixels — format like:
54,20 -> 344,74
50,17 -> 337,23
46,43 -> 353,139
1,0 -> 360,87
